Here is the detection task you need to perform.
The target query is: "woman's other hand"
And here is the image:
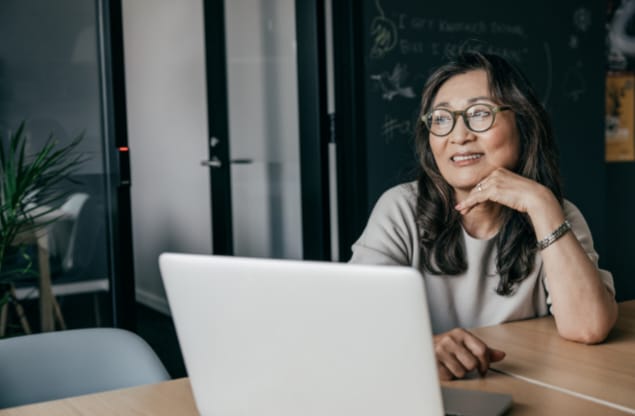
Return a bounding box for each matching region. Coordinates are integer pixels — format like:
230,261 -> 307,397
434,328 -> 506,380
454,167 -> 557,218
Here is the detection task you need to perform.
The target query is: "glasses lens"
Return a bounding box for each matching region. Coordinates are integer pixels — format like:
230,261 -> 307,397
465,104 -> 495,132
426,109 -> 454,136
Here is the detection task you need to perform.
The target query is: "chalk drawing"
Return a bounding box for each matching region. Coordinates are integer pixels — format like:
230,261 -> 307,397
369,0 -> 398,59
371,63 -> 416,100
563,62 -> 586,102
569,35 -> 578,49
573,7 -> 592,32
381,114 -> 412,143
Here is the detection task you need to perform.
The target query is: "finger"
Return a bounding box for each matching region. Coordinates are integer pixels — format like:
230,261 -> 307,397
489,348 -> 506,363
462,334 -> 491,375
436,349 -> 469,379
455,184 -> 492,214
454,348 -> 481,375
434,329 -> 490,379
455,198 -> 481,215
437,362 -> 455,381
477,348 -> 506,377
457,203 -> 476,216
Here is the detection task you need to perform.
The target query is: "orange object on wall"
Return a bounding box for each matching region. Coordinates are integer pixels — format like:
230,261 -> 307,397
606,72 -> 635,162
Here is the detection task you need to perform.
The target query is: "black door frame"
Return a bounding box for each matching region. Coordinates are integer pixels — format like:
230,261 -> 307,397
104,0 -> 137,330
331,0 -> 368,262
202,0 -> 331,260
202,0 -> 234,256
296,1 -> 331,260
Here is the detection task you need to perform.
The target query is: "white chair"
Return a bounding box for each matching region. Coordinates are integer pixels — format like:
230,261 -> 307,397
49,193 -> 111,321
0,328 -> 170,408
49,192 -> 90,272
15,193 -> 111,324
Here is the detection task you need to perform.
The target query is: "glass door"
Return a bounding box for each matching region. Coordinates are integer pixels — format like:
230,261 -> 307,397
205,0 -> 329,260
225,0 -> 303,259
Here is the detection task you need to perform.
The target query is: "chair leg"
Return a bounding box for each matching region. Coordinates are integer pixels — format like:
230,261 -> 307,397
11,301 -> 32,335
0,301 -> 8,337
9,284 -> 32,335
52,296 -> 67,330
0,284 -> 32,336
0,284 -> 10,337
93,293 -> 102,327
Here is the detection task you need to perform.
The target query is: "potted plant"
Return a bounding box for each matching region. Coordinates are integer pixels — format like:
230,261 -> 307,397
0,121 -> 86,334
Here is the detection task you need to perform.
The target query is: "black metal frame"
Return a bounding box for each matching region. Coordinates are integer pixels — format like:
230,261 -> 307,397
332,0 -> 368,261
296,0 -> 331,260
104,0 -> 136,330
203,0 -> 233,255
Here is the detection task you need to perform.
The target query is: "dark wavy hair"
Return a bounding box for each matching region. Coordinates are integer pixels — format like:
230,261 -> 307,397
414,51 -> 563,295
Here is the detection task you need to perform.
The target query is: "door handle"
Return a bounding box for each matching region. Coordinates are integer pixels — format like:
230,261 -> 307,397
200,157 -> 222,168
201,157 -> 254,168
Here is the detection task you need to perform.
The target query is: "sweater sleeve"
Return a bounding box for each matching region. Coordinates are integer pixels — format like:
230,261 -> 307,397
349,183 -> 420,266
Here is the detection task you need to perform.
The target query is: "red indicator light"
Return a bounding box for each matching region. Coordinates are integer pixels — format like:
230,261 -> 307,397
118,146 -> 129,152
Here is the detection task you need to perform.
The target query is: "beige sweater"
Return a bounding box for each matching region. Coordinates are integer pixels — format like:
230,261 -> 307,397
350,181 -> 615,334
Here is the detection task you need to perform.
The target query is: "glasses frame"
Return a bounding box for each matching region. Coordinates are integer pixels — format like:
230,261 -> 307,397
421,103 -> 512,137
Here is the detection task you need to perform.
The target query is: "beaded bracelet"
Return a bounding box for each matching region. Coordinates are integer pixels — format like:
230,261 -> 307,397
536,220 -> 572,250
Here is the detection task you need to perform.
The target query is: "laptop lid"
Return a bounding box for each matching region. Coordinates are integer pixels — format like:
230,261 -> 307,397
159,253 -> 510,416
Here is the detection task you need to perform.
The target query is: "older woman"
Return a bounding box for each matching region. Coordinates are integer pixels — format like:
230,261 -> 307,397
350,51 -> 617,381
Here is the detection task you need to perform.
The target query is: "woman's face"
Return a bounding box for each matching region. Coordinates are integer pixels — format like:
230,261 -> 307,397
427,69 -> 520,199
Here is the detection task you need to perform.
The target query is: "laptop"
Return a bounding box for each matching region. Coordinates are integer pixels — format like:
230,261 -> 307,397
159,253 -> 512,416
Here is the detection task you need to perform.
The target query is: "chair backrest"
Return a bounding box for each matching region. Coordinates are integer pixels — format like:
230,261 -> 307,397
58,192 -> 90,271
62,194 -> 107,275
59,192 -> 90,218
0,328 -> 170,408
46,192 -> 90,271
48,193 -> 107,277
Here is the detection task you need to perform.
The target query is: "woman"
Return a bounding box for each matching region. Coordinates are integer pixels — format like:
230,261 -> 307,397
350,51 -> 617,381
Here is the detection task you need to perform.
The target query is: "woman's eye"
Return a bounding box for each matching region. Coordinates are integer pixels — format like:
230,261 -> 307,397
432,114 -> 452,125
469,110 -> 491,119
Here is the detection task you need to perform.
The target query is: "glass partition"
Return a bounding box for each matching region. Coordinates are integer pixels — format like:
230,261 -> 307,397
0,0 -> 114,334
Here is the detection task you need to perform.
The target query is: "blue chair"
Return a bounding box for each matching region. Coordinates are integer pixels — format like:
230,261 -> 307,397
0,328 -> 170,408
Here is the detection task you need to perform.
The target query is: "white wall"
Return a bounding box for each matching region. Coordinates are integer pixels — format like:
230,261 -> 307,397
122,0 -> 212,314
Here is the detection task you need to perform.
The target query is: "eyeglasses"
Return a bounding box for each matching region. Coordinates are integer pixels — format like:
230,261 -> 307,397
422,103 -> 512,137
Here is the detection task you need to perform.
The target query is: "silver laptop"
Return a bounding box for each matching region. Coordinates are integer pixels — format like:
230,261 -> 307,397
159,253 -> 512,416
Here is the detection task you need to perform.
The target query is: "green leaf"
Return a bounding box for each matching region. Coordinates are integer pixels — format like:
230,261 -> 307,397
0,121 -> 88,276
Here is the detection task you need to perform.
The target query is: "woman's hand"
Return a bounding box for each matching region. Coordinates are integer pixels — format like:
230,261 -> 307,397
434,328 -> 506,380
454,167 -> 558,218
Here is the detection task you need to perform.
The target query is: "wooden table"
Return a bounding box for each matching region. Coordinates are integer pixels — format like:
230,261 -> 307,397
0,379 -> 198,416
1,301 -> 633,415
471,300 -> 635,414
1,375 -> 628,416
441,371 -> 631,415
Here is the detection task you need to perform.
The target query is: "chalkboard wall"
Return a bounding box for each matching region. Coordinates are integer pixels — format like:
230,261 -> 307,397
334,0 -> 608,267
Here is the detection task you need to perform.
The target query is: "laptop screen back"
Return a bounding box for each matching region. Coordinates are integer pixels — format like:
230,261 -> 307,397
160,253 -> 445,416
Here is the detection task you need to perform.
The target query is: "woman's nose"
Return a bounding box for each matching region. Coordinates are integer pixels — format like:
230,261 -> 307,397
449,116 -> 475,144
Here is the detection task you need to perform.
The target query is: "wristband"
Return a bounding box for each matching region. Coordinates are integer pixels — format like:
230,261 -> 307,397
536,220 -> 571,250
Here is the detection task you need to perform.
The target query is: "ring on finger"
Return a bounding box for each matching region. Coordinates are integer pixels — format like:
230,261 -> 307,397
477,182 -> 483,192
